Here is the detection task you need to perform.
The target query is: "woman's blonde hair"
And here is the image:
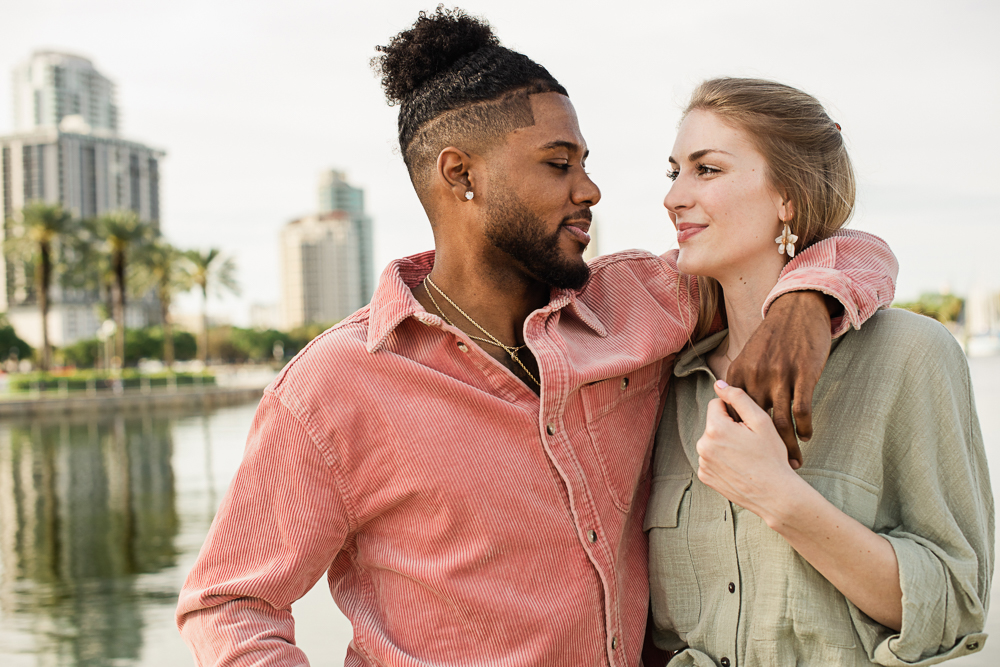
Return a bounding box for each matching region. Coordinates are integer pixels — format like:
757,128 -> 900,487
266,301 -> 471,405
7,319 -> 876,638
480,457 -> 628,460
682,78 -> 857,339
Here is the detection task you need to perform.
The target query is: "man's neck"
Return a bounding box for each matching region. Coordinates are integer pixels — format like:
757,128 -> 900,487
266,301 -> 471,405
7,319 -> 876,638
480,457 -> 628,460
416,246 -> 550,347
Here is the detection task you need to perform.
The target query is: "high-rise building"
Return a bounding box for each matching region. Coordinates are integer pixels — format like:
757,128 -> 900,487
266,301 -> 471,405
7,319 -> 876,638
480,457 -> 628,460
12,51 -> 119,134
280,171 -> 375,329
0,51 -> 163,348
317,170 -> 374,305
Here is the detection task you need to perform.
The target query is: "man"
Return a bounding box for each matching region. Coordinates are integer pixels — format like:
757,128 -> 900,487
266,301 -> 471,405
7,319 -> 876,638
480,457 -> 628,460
177,8 -> 896,666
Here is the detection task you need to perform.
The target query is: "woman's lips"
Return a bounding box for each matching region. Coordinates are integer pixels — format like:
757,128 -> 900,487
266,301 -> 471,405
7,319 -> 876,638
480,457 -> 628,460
676,224 -> 707,243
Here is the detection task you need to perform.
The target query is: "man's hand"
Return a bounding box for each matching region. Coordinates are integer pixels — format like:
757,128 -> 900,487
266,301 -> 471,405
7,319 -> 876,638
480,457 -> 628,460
727,291 -> 832,468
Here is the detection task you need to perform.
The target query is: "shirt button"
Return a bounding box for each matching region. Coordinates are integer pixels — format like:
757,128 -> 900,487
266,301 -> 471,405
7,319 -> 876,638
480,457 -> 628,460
587,530 -> 597,543
728,582 -> 736,594
457,342 -> 469,352
620,377 -> 629,390
720,658 -> 730,667
967,641 -> 980,650
611,636 -> 618,650
546,423 -> 555,436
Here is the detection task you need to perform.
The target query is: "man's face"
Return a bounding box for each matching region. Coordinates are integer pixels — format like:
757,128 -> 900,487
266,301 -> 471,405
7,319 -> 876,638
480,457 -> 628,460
482,93 -> 600,290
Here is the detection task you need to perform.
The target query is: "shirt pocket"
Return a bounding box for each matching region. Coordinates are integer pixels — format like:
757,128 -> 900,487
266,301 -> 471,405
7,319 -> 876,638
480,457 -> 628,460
798,468 -> 880,529
646,474 -> 702,634
580,362 -> 661,511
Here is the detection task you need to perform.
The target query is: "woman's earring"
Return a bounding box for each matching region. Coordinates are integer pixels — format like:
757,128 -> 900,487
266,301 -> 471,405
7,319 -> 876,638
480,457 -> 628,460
776,224 -> 798,258
465,191 -> 474,200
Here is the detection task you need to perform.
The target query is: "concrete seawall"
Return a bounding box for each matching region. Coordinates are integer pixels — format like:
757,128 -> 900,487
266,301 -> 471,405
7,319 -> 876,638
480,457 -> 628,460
0,385 -> 265,419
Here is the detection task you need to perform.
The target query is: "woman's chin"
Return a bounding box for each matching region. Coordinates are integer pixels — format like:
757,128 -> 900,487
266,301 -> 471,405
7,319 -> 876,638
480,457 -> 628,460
676,250 -> 713,278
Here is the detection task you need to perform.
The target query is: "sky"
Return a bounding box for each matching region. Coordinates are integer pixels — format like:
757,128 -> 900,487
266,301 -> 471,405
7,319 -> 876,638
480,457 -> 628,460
2,0 -> 998,324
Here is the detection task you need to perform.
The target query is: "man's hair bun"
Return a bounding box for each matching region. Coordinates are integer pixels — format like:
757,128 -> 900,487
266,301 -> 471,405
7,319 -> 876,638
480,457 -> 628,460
374,6 -> 498,105
373,6 -> 566,183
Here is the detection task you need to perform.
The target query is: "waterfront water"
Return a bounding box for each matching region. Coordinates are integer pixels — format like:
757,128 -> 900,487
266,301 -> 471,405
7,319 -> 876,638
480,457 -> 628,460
0,356 -> 998,666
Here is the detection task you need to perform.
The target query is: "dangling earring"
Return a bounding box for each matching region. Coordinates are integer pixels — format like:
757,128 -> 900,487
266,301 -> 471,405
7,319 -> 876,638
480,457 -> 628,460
465,191 -> 474,200
776,224 -> 798,258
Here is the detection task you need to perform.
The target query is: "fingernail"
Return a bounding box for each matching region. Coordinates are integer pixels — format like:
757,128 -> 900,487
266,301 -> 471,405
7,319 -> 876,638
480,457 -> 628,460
716,380 -> 729,389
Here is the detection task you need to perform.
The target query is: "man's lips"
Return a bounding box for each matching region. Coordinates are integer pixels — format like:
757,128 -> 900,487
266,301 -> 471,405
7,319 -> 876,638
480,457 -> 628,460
676,222 -> 707,243
562,219 -> 592,245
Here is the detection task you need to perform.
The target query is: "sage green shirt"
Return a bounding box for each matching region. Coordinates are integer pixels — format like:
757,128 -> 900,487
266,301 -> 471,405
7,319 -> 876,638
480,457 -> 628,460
648,309 -> 994,666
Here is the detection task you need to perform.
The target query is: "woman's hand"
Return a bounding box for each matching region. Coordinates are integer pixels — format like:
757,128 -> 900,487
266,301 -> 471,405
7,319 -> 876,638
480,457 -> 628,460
698,381 -> 903,630
695,380 -> 805,522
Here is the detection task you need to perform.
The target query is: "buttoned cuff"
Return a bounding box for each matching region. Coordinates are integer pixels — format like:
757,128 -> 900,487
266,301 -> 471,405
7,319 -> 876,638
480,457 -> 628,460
872,632 -> 986,666
762,268 -> 861,338
869,534 -> 988,665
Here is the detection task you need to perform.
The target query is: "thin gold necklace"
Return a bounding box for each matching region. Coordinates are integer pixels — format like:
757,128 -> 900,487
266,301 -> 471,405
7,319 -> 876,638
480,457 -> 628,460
721,336 -> 739,365
424,276 -> 540,387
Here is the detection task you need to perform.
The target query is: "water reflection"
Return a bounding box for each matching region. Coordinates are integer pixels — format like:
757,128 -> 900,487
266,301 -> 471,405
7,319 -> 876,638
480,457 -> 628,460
0,412 -> 179,666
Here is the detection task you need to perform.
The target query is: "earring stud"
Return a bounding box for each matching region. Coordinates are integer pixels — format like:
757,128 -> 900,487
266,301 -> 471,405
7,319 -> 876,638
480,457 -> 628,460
465,191 -> 474,200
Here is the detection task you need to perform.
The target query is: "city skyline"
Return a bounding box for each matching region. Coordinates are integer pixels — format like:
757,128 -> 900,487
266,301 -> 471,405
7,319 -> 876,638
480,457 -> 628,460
1,0 -> 998,326
1,49 -> 165,347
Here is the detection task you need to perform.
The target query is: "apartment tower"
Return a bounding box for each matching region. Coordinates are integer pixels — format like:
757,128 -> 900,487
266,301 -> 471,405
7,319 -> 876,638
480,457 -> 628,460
0,51 -> 164,347
280,171 -> 375,329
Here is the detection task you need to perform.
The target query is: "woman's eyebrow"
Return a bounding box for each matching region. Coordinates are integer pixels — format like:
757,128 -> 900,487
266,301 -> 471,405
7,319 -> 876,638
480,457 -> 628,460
689,148 -> 733,161
669,148 -> 734,164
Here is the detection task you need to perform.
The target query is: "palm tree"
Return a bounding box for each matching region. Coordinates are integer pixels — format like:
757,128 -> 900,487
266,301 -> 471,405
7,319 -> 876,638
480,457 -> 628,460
186,249 -> 240,364
91,211 -> 155,365
2,202 -> 76,370
131,240 -> 193,367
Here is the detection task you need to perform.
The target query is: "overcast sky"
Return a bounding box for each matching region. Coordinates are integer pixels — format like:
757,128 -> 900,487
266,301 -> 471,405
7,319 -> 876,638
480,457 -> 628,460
2,0 -> 998,323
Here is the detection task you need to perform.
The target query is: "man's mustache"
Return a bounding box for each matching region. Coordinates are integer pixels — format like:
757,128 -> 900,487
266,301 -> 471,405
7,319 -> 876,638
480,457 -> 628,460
561,209 -> 593,225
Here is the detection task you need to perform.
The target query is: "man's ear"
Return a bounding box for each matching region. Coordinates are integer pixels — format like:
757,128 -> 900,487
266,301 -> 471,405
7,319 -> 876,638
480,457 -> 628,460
437,147 -> 476,203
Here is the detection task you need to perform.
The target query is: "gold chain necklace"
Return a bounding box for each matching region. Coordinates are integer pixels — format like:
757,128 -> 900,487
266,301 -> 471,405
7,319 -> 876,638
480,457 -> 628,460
424,276 -> 540,387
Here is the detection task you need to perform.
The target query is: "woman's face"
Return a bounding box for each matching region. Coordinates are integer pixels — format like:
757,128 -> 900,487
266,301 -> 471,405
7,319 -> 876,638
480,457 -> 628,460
664,110 -> 790,282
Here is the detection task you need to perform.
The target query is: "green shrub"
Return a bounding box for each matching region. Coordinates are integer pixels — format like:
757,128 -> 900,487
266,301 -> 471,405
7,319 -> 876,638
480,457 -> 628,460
894,293 -> 964,325
7,369 -> 215,393
0,315 -> 33,361
58,326 -> 197,368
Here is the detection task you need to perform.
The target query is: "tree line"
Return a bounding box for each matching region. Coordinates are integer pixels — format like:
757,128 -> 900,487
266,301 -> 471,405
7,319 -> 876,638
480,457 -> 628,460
3,202 -> 238,371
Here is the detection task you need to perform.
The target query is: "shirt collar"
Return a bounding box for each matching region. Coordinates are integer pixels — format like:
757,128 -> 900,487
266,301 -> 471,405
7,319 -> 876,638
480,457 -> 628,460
673,329 -> 729,378
546,287 -> 608,338
366,251 -> 607,353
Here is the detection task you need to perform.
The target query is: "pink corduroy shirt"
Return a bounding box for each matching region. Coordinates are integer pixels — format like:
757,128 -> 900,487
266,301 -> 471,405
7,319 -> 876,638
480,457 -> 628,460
177,231 -> 897,667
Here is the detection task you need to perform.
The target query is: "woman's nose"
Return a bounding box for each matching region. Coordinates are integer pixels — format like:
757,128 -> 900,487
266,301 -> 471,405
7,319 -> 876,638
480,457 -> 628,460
663,181 -> 687,212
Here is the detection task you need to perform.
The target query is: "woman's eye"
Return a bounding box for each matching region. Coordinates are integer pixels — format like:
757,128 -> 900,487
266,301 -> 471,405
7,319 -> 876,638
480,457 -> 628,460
666,170 -> 679,182
697,164 -> 721,176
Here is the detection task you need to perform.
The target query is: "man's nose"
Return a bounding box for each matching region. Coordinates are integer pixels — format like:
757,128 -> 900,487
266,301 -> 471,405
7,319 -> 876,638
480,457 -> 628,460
574,172 -> 601,207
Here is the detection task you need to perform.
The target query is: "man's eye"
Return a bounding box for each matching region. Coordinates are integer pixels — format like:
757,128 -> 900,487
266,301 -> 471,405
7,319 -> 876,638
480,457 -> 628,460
667,170 -> 679,181
549,162 -> 570,171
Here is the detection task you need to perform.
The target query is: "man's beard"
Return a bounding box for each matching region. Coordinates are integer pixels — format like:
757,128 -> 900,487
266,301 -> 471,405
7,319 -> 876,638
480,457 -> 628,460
484,190 -> 591,290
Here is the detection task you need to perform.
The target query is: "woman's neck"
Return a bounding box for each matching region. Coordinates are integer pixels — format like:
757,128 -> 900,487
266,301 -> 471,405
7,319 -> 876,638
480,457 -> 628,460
708,260 -> 786,380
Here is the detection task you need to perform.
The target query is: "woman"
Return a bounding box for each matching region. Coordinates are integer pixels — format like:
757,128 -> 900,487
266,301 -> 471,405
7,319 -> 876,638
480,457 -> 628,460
646,78 -> 993,666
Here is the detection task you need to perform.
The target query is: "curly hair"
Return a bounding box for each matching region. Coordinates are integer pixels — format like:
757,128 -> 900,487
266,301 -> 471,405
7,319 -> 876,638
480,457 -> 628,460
373,6 -> 567,189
